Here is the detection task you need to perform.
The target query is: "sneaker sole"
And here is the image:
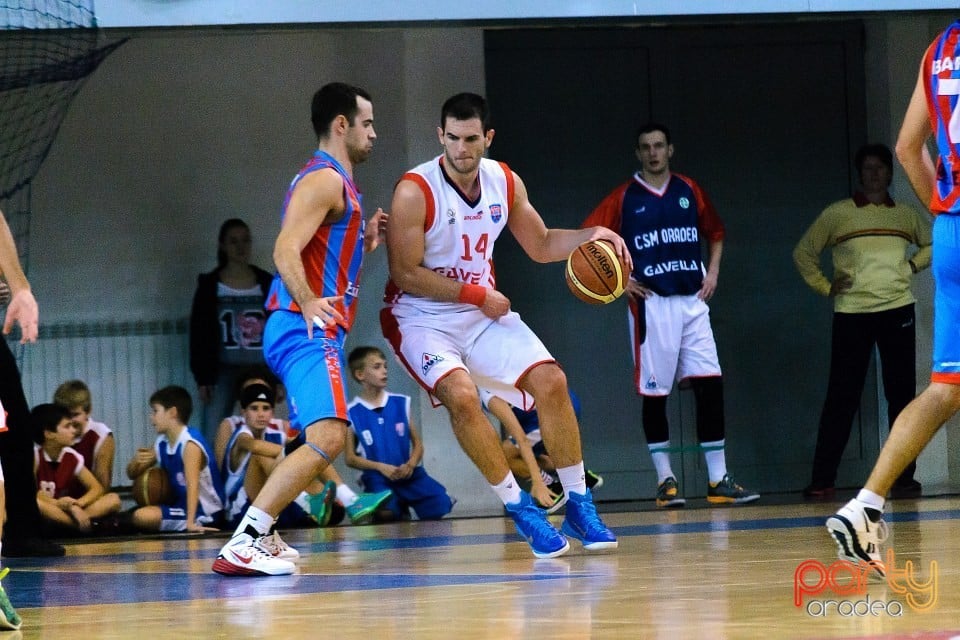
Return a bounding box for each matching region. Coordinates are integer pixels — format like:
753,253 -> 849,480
825,516 -> 886,577
348,492 -> 393,525
560,521 -> 619,551
706,494 -> 760,505
541,495 -> 569,515
656,497 -> 686,508
212,556 -> 295,577
531,538 -> 571,559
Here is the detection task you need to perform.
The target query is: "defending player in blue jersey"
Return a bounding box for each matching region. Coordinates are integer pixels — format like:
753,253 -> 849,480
213,83 -> 387,576
583,122 -> 758,509
828,20 -> 960,575
345,347 -> 454,522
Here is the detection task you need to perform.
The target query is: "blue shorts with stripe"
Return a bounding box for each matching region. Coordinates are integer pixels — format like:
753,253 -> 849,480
263,310 -> 350,430
933,214 -> 960,383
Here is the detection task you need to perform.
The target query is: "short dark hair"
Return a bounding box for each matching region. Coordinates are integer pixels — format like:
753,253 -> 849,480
311,82 -> 372,140
440,93 -> 491,132
855,143 -> 894,176
149,385 -> 193,425
32,403 -> 71,445
347,346 -> 386,379
635,122 -> 672,147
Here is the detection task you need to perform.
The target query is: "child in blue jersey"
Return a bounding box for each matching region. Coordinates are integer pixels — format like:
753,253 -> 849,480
345,347 -> 454,522
126,385 -> 224,533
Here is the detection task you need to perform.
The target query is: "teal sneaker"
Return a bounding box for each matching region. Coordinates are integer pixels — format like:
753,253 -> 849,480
506,492 -> 569,559
347,489 -> 393,525
308,480 -> 337,526
0,568 -> 22,630
561,489 -> 618,551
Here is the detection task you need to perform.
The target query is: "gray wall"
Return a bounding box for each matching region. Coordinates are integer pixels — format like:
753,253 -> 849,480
20,12 -> 960,514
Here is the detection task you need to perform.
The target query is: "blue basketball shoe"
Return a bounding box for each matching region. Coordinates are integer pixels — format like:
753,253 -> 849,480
506,492 -> 570,559
561,489 -> 618,550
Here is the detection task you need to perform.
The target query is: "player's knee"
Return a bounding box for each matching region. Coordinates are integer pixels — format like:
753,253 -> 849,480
524,363 -> 568,402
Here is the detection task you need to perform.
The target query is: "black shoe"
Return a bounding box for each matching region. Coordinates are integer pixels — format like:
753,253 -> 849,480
802,484 -> 836,500
890,479 -> 922,499
585,470 -> 604,490
3,538 -> 66,558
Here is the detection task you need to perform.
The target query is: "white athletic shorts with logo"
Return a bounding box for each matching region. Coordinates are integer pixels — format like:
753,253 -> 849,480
381,305 -> 554,411
629,292 -> 721,396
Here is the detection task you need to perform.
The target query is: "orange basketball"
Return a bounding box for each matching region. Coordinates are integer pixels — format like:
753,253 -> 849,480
565,239 -> 628,304
133,467 -> 172,507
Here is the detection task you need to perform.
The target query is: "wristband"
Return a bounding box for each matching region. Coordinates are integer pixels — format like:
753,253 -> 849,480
458,284 -> 487,307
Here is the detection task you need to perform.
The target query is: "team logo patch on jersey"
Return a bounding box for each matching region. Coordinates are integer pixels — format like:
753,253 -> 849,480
447,209 -> 456,225
395,422 -> 406,437
422,352 -> 444,375
679,197 -> 690,209
490,204 -> 502,222
645,375 -> 659,390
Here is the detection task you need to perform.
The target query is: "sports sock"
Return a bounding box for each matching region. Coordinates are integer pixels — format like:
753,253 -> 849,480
233,505 -> 274,540
337,484 -> 359,507
856,489 -> 885,511
701,439 -> 727,484
557,462 -> 587,498
649,442 -> 674,483
540,468 -> 556,485
491,472 -> 523,506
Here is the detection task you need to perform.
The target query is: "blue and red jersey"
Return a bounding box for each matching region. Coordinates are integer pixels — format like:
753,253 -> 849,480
924,22 -> 960,215
583,173 -> 725,297
265,150 -> 366,331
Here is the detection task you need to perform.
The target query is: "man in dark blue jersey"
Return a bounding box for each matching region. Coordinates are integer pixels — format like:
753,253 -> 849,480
583,122 -> 758,509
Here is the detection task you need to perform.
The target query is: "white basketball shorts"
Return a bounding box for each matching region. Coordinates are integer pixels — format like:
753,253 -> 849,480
629,292 -> 721,396
382,305 -> 554,411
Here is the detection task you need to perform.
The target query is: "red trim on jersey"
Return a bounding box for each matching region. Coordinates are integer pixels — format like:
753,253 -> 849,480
673,174 -> 725,242
498,161 -> 516,214
582,181 -> 629,230
932,371 -> 960,385
401,172 -> 436,232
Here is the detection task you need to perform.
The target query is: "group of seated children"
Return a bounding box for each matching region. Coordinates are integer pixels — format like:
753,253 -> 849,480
32,346 -> 598,539
32,381 -> 122,536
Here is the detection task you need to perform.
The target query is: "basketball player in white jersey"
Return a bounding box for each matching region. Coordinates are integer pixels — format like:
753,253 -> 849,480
381,92 -> 630,558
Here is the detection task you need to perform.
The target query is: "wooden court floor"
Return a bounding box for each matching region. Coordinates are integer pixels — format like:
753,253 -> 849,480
3,495 -> 960,640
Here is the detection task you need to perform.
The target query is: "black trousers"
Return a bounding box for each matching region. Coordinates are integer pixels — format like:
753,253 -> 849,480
0,338 -> 44,541
809,304 -> 918,488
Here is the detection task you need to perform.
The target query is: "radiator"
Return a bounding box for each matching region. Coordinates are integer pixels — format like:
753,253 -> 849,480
18,318 -> 190,488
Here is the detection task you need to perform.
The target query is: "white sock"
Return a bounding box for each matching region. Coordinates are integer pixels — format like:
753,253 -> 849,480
234,505 -> 274,539
649,442 -> 674,483
856,489 -> 885,511
294,491 -> 311,514
701,440 -> 727,484
491,472 -> 523,506
539,468 -> 555,485
337,484 -> 359,507
557,462 -> 587,497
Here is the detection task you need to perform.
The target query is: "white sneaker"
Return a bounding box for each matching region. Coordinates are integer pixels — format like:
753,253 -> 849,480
256,531 -> 300,561
826,498 -> 889,576
212,533 -> 296,576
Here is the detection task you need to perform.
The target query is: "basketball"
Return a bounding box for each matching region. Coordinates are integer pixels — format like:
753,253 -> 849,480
565,239 -> 628,304
133,467 -> 172,507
